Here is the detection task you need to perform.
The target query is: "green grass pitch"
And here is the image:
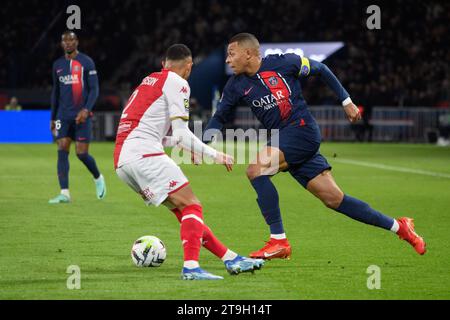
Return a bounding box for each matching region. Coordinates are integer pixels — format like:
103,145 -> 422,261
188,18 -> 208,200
1,142 -> 449,299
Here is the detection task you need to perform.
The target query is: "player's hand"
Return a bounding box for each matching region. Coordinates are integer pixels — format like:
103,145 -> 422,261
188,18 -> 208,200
50,120 -> 57,137
191,152 -> 201,165
343,102 -> 361,123
75,109 -> 90,124
214,151 -> 234,172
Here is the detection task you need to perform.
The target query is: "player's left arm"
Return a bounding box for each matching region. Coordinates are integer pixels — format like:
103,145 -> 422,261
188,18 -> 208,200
164,81 -> 218,161
76,58 -> 99,124
50,62 -> 60,132
299,56 -> 361,122
164,78 -> 233,170
203,77 -> 238,143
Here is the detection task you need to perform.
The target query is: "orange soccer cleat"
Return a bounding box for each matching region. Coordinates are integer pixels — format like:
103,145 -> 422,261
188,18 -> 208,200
249,238 -> 292,260
396,217 -> 427,255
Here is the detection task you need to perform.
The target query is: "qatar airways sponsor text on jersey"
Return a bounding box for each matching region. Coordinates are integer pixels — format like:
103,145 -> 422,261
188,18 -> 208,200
51,52 -> 99,121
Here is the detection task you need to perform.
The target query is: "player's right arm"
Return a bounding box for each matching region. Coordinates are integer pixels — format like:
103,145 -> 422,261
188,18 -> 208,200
50,62 -> 59,132
203,77 -> 239,143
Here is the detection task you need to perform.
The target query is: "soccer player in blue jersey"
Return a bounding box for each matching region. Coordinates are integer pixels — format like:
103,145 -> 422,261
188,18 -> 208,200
49,31 -> 106,204
204,33 -> 426,259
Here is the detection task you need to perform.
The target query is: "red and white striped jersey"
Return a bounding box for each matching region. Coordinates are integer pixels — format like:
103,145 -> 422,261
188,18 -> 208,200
114,69 -> 190,168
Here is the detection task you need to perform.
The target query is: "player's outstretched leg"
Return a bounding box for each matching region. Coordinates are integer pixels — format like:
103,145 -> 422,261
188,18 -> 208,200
223,255 -> 265,275
246,147 -> 292,260
306,170 -> 426,255
203,225 -> 265,275
49,139 -> 71,204
395,217 -> 426,255
179,204 -> 223,280
171,208 -> 264,275
167,186 -> 223,280
75,143 -> 106,199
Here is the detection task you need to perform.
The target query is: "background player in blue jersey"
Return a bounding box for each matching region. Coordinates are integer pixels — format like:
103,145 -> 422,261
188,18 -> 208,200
204,33 -> 426,259
49,31 -> 106,204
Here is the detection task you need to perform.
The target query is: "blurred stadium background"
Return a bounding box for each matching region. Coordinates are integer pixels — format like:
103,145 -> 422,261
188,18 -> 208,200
1,0 -> 450,300
0,0 -> 449,143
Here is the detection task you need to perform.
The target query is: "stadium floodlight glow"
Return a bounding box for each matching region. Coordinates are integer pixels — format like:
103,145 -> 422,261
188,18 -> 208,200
260,42 -> 344,61
225,42 -> 344,75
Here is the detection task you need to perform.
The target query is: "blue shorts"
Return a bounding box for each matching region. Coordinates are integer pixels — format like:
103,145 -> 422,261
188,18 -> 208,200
269,117 -> 331,188
55,118 -> 92,143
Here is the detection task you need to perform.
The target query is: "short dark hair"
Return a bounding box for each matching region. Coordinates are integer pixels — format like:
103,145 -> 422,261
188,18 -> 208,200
165,44 -> 192,61
62,30 -> 78,39
229,33 -> 259,47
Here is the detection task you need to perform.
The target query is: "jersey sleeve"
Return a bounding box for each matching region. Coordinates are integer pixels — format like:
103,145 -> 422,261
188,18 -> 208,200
281,53 -> 308,77
50,62 -> 60,120
83,57 -> 99,111
305,58 -> 350,103
164,75 -> 190,121
204,77 -> 239,135
284,53 -> 350,105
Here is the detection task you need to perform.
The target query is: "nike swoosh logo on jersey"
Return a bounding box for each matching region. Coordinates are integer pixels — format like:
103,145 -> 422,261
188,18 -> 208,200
244,87 -> 254,95
263,249 -> 283,258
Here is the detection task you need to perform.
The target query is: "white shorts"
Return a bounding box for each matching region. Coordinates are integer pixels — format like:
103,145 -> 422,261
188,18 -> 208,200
116,154 -> 189,206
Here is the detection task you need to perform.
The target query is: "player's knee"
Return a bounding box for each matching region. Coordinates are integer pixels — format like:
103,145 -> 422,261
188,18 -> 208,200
76,145 -> 89,154
323,199 -> 340,209
322,191 -> 344,209
58,142 -> 70,152
246,164 -> 261,180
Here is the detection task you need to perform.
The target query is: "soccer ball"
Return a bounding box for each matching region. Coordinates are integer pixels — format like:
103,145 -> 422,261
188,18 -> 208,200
131,236 -> 167,267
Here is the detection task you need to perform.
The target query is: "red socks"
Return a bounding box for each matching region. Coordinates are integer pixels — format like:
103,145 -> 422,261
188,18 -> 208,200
179,204 -> 204,262
171,208 -> 182,223
171,207 -> 228,259
202,225 -> 228,259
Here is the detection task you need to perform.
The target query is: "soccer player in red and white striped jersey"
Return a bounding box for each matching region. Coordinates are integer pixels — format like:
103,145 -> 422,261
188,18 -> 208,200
114,44 -> 264,280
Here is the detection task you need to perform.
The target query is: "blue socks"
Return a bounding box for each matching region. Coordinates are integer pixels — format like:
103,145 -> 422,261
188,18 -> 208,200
250,176 -> 394,233
335,194 -> 395,230
250,176 -> 285,234
57,150 -> 70,189
76,153 -> 100,179
57,151 -> 101,191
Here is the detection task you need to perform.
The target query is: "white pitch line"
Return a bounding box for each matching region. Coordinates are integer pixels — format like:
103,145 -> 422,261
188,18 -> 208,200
333,158 -> 450,179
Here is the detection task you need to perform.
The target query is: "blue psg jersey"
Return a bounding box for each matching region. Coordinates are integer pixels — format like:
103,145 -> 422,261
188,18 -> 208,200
51,52 -> 99,120
206,53 -> 349,132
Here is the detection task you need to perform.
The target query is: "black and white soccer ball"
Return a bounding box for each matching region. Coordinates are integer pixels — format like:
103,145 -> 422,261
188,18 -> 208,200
131,236 -> 167,267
